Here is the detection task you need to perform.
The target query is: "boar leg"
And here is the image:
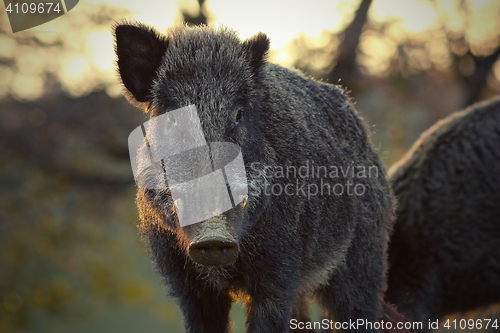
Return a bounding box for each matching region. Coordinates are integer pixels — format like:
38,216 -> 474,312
318,233 -> 385,333
176,287 -> 232,333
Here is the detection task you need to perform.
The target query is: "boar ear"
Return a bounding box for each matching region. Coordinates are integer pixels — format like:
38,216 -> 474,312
114,23 -> 168,103
243,32 -> 270,71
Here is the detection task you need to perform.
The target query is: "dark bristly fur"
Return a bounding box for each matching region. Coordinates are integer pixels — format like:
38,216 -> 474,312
386,96 -> 500,331
114,22 -> 397,333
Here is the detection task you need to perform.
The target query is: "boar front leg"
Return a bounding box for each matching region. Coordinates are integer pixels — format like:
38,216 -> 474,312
244,264 -> 302,333
176,287 -> 232,333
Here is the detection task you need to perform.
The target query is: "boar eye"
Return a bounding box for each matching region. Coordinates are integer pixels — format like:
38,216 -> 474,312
234,110 -> 243,124
228,109 -> 244,134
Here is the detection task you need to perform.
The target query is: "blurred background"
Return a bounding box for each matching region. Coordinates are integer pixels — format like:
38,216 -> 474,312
0,0 -> 499,332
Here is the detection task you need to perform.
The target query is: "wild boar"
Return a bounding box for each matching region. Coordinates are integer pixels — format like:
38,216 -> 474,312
115,22 -> 396,333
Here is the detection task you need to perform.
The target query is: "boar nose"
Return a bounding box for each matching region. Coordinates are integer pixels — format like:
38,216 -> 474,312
188,237 -> 239,266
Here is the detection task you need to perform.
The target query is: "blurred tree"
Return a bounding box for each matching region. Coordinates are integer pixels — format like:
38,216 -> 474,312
180,0 -> 209,26
326,0 -> 373,92
379,0 -> 500,107
435,0 -> 500,106
0,2 -> 130,100
291,0 -> 500,105
454,42 -> 500,106
289,0 -> 500,165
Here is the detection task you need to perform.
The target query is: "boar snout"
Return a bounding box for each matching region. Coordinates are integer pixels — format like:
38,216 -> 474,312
188,236 -> 239,266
